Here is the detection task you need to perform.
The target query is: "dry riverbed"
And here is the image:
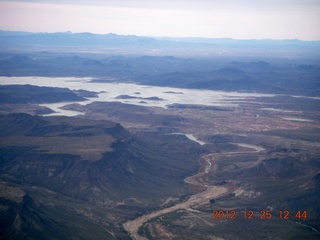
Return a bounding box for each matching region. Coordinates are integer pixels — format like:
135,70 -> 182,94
123,144 -> 264,240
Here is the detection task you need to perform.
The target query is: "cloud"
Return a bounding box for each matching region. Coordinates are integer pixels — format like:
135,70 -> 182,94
0,0 -> 319,40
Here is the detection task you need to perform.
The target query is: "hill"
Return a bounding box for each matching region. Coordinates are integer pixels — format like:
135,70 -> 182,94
0,113 -> 203,239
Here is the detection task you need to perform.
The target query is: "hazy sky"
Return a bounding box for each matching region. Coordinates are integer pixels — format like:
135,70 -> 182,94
0,0 -> 319,40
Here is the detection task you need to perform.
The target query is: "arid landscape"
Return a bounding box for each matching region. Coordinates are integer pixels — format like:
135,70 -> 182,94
0,30 -> 319,239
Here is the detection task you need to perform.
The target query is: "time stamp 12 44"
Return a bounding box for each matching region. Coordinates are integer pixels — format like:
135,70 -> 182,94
212,210 -> 308,220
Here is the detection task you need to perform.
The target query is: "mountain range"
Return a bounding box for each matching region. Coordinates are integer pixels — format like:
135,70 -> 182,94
1,30 -> 319,58
0,30 -> 319,239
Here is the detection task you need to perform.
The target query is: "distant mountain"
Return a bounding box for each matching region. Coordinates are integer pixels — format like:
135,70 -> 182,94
0,31 -> 319,96
213,67 -> 247,80
227,61 -> 273,72
0,54 -> 319,95
0,30 -> 319,58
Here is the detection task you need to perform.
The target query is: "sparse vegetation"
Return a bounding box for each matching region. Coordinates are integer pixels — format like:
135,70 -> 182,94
0,33 -> 319,239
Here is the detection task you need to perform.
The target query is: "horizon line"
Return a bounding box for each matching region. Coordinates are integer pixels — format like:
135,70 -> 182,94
1,29 -> 320,42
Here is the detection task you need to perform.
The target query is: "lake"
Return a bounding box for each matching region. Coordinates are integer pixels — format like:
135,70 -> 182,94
0,76 -> 276,116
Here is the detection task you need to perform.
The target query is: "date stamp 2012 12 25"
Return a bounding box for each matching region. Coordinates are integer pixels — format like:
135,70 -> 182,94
212,210 -> 307,220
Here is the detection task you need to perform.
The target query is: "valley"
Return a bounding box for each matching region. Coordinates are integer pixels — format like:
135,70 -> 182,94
124,143 -> 266,240
0,47 -> 319,239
